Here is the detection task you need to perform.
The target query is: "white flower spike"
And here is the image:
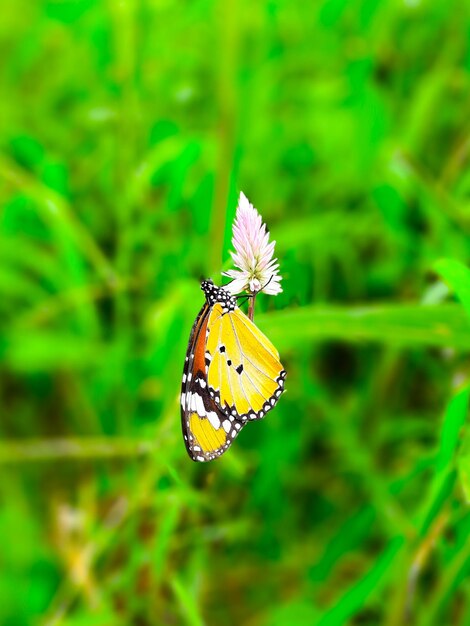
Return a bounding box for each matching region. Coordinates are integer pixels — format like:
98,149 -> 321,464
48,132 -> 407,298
223,192 -> 282,298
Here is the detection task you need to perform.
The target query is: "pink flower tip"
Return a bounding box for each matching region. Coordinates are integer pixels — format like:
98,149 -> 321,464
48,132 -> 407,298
222,192 -> 282,296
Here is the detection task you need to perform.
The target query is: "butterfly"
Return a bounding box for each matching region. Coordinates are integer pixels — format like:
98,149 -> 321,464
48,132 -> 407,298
181,279 -> 286,462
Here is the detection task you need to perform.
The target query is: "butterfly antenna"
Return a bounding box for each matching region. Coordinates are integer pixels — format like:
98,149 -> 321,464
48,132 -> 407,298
235,275 -> 274,299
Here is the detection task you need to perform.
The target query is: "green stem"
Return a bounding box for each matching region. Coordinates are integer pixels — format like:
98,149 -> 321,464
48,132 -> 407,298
0,437 -> 155,464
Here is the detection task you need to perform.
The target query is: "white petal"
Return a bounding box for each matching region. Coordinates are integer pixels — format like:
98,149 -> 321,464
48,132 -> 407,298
223,274 -> 249,294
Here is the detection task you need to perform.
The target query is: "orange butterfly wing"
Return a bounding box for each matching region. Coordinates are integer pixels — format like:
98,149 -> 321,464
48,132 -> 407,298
180,303 -> 245,461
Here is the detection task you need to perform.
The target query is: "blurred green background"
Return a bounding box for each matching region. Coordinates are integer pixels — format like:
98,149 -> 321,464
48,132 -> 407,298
2,1 -> 470,624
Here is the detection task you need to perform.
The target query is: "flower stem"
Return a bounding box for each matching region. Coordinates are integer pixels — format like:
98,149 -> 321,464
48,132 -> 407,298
248,293 -> 256,321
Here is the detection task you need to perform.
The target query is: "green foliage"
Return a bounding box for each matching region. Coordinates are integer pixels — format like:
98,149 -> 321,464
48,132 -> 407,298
435,258 -> 470,320
1,1 -> 470,625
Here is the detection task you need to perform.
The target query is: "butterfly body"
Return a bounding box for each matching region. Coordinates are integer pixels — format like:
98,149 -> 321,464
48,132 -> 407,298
181,280 -> 286,462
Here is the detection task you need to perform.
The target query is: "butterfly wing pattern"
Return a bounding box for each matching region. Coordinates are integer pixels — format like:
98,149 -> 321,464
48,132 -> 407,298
181,279 -> 286,462
206,305 -> 286,420
181,296 -> 246,461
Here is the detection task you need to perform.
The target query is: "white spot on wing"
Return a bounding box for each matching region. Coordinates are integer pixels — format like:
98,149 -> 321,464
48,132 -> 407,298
196,394 -> 205,417
207,411 -> 221,429
223,419 -> 231,433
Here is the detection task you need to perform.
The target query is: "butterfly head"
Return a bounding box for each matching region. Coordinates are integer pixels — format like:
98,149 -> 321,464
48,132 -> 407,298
201,279 -> 236,312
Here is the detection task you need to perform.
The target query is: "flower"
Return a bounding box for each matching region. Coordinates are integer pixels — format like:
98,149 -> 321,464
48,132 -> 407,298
223,192 -> 282,296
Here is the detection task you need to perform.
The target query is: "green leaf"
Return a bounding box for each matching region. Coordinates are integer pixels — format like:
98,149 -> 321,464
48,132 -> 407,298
317,537 -> 403,626
172,576 -> 205,626
458,452 -> 470,504
457,409 -> 470,504
4,331 -> 101,371
419,387 -> 470,535
266,600 -> 320,626
436,388 -> 470,473
434,258 -> 470,320
258,303 -> 470,350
